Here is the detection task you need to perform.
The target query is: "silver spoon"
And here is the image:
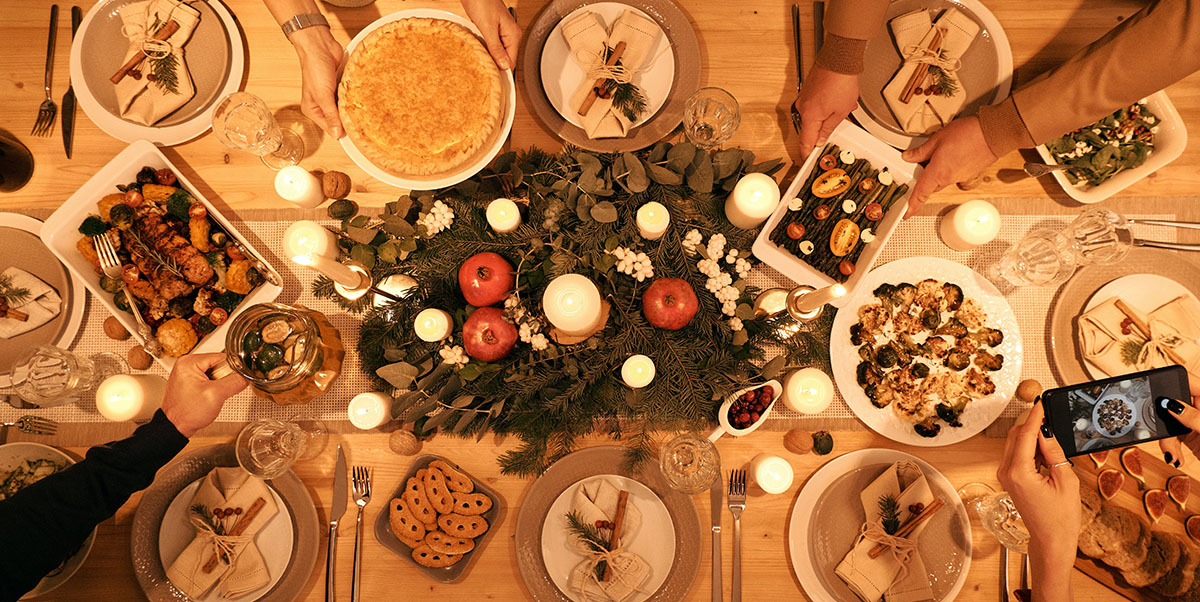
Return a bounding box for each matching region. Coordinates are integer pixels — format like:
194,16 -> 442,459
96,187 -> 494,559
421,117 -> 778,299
1023,161 -> 1075,178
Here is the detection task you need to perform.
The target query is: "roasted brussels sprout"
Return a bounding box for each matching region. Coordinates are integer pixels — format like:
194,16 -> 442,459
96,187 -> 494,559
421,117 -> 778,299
876,345 -> 899,368
210,231 -> 229,247
919,336 -> 952,359
945,352 -> 971,371
914,419 -> 942,438
920,308 -> 941,330
934,318 -> 968,337
136,166 -> 157,185
857,360 -> 883,386
910,362 -> 931,379
108,203 -> 134,230
976,350 -> 1005,371
244,267 -> 265,289
891,283 -> 917,308
941,283 -> 964,311
858,344 -> 875,362
99,275 -> 123,294
196,316 -> 218,336
850,323 -> 870,346
113,292 -> 132,313
873,283 -> 896,300
968,327 -> 1004,347
936,403 -> 963,427
168,296 -> 195,318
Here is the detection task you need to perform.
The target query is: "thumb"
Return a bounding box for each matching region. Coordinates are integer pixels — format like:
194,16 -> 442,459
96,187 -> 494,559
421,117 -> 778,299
902,139 -> 936,164
210,372 -> 249,399
500,20 -> 522,67
1033,408 -> 1075,482
316,93 -> 344,139
484,30 -> 511,70
1164,396 -> 1200,431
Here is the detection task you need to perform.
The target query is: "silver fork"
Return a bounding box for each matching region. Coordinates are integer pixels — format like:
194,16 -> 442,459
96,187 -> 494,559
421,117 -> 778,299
32,5 -> 59,137
728,469 -> 746,602
1,415 -> 58,435
350,466 -> 372,602
92,232 -> 163,357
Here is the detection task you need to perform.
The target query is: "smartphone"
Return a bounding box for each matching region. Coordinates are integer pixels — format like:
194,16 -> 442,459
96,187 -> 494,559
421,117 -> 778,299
1043,365 -> 1192,458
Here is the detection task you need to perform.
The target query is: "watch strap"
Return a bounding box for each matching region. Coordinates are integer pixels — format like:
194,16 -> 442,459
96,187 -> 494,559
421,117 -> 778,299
281,13 -> 330,39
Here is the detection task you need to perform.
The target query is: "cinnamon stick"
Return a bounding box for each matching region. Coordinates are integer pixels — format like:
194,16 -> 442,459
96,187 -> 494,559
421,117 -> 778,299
0,308 -> 28,322
899,28 -> 943,104
1113,298 -> 1189,366
601,490 -> 630,581
577,41 -> 628,118
868,497 -> 945,558
201,497 -> 267,573
110,20 -> 181,84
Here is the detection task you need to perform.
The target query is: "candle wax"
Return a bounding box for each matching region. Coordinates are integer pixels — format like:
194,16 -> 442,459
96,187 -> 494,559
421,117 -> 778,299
274,166 -> 326,208
348,392 -> 390,429
783,368 -> 834,414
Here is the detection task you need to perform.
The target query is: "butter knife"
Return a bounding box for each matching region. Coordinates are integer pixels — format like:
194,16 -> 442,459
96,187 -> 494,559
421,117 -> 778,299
711,476 -> 723,602
327,445 -> 347,602
62,6 -> 80,159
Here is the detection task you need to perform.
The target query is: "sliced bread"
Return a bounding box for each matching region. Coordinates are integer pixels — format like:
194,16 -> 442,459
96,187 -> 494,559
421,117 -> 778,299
1121,530 -> 1180,587
1151,535 -> 1199,597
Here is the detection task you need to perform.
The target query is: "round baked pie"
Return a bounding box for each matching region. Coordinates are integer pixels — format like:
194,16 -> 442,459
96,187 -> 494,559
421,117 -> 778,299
339,18 -> 503,176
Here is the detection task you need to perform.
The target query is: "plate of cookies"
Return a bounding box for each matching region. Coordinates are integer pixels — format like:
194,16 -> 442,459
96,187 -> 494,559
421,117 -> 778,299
374,455 -> 503,582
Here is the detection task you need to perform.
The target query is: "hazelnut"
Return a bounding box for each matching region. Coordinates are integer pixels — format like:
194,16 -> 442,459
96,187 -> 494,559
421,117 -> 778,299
1016,379 -> 1043,404
128,345 -> 153,370
389,430 -> 422,455
104,316 -> 130,340
784,429 -> 814,455
322,170 -> 352,200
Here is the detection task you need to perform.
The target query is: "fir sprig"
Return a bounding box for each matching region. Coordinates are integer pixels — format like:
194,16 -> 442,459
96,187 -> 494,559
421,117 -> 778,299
150,52 -> 180,95
190,504 -> 225,535
928,65 -> 959,97
878,494 -> 901,535
612,82 -> 648,122
1121,339 -> 1145,366
0,274 -> 31,306
566,510 -> 610,580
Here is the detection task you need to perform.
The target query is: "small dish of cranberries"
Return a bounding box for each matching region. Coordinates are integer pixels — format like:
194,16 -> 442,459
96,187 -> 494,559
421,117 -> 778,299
711,379 -> 783,440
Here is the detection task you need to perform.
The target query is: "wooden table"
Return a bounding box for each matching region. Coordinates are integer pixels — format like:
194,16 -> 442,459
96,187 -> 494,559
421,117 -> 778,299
3,0 -> 1200,600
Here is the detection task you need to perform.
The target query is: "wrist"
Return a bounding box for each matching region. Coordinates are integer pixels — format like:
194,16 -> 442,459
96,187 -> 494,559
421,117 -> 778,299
161,405 -> 198,438
289,23 -> 335,56
1029,535 -> 1077,571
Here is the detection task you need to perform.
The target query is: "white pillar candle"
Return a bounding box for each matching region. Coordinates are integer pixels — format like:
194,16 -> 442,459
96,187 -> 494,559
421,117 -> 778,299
486,198 -> 522,234
725,173 -> 781,229
783,367 -> 834,414
292,253 -> 364,288
621,354 -> 656,388
542,274 -> 603,336
348,391 -> 391,429
414,308 -> 452,342
274,166 -> 326,208
635,202 -> 671,240
793,283 -> 846,314
749,454 -> 794,494
940,199 -> 1001,251
95,374 -> 166,422
283,220 -> 338,259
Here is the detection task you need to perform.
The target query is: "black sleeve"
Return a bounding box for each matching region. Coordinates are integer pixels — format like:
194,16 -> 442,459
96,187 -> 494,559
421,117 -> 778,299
0,410 -> 188,601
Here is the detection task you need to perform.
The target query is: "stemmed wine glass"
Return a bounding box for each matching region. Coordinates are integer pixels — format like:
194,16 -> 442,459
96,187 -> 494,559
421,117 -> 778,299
235,414 -> 327,479
211,92 -> 304,170
957,482 -> 1030,553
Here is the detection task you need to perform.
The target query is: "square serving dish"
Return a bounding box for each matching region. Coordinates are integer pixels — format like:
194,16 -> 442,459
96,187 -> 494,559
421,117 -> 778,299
751,121 -> 921,308
373,454 -> 504,583
40,139 -> 283,369
1034,90 -> 1187,204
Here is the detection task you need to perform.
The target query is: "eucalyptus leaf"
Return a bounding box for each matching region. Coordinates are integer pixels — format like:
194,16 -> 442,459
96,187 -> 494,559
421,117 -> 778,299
376,361 -> 420,389
713,149 -> 744,180
590,201 -> 619,223
747,158 -> 785,176
451,412 -> 476,433
623,152 -> 649,193
459,363 -> 482,381
380,216 -> 415,238
573,151 -> 603,176
346,225 -> 379,245
604,236 -> 621,252
455,180 -> 480,197
349,215 -> 369,228
377,240 -> 399,264
762,355 -> 787,380
493,151 -> 516,173
383,347 -> 408,363
510,164 -> 524,187
734,303 -> 756,320
645,161 -> 683,185
490,398 -> 506,418
350,244 -> 376,269
667,142 -> 697,173
648,142 -> 669,163
388,196 -> 413,218
399,237 -> 418,253
452,394 -> 477,409
424,408 -> 456,430
575,196 -> 595,221
732,329 -> 749,346
685,154 -> 714,193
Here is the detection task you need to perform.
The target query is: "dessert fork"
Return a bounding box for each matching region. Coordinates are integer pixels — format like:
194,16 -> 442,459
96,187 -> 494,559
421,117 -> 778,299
350,465 -> 372,602
789,4 -> 804,134
92,232 -> 163,357
728,468 -> 746,602
32,5 -> 59,137
1,415 -> 58,435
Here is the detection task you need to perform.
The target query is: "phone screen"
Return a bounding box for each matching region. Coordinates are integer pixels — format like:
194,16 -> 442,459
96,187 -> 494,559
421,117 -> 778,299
1045,365 -> 1191,457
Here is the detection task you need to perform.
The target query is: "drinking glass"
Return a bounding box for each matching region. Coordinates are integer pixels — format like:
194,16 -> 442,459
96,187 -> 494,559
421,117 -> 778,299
991,228 -> 1079,287
8,346 -> 127,408
659,432 -> 721,494
1069,207 -> 1134,265
235,415 -> 327,479
0,129 -> 34,193
211,92 -> 304,170
957,482 -> 1030,553
682,87 -> 740,150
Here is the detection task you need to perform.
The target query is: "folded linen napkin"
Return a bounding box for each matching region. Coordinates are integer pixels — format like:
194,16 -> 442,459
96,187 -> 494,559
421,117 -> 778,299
567,477 -> 650,602
561,9 -> 662,139
115,0 -> 201,126
0,267 -> 61,339
165,468 -> 278,599
1078,296 -> 1200,382
834,462 -> 936,602
882,8 -> 979,135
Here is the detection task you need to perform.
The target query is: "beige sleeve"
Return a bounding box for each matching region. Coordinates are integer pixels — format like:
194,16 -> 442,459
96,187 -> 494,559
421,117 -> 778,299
979,0 -> 1200,157
815,0 -> 892,74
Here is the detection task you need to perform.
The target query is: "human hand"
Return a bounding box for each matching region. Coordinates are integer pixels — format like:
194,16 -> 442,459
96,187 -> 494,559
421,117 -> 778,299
899,116 -> 998,218
461,0 -> 521,70
289,27 -> 346,139
793,65 -> 859,159
161,353 -> 248,438
1156,386 -> 1200,468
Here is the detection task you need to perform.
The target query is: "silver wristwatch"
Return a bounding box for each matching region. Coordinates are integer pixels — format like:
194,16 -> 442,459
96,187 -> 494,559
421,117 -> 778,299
281,13 -> 330,39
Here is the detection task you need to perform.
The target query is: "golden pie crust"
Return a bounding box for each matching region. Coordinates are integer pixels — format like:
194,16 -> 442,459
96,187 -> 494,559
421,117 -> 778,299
339,18 -> 503,176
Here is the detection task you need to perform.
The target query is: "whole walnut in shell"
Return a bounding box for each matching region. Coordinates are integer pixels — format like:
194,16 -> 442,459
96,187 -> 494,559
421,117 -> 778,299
322,170 -> 352,200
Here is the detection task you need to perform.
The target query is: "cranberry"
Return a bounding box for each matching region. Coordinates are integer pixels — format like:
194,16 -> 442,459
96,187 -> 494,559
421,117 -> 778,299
595,520 -> 606,529
750,412 -> 760,423
234,507 -> 243,515
738,412 -> 751,425
130,69 -> 142,80
146,73 -> 156,82
762,385 -> 775,398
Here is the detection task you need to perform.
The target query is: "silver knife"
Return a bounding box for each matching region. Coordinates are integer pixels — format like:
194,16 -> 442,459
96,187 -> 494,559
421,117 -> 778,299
791,5 -> 803,91
327,444 -> 347,602
711,476 -> 723,602
61,6 -> 80,159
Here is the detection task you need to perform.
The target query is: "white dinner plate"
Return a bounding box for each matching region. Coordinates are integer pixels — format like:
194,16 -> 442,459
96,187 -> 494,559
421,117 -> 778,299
1079,273 -> 1199,380
829,256 -> 1023,446
158,476 -> 293,601
539,2 -> 674,130
540,474 -> 676,602
338,9 -> 517,190
788,448 -> 972,602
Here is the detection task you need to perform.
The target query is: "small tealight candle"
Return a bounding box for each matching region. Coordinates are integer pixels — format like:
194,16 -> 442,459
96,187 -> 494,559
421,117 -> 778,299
725,173 -> 781,229
792,283 -> 847,314
636,202 -> 670,240
621,354 -> 656,388
274,166 -> 326,208
283,220 -> 338,259
486,198 -> 522,234
348,391 -> 391,429
414,308 -> 452,342
783,367 -> 834,414
95,374 -> 166,422
292,253 -> 364,289
542,274 -> 603,336
940,199 -> 1001,251
749,454 -> 794,494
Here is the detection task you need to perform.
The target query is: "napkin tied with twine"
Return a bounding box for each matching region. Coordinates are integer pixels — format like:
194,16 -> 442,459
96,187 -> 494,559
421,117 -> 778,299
567,477 -> 650,602
882,8 -> 978,135
1078,296 -> 1200,381
0,267 -> 61,339
115,0 -> 200,126
561,10 -> 662,139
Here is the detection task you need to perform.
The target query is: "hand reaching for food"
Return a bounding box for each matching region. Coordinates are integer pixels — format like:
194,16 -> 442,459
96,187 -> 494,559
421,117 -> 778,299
793,65 -> 860,159
161,353 -> 248,438
289,26 -> 346,139
460,0 -> 522,71
900,116 -> 997,218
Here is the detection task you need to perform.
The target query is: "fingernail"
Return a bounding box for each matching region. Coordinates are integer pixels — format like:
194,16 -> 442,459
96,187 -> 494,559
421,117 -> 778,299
1162,397 -> 1187,415
1033,395 -> 1042,405
1041,423 -> 1053,438
1176,460 -> 1183,468
1166,452 -> 1174,465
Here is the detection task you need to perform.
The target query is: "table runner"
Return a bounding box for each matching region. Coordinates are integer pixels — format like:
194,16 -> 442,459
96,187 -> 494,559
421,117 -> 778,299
0,207 -> 1178,445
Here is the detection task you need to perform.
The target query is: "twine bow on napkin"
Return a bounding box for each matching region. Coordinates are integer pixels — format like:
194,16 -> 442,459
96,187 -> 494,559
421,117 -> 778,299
569,539 -> 652,602
0,267 -> 61,339
882,8 -> 979,135
1078,296 -> 1200,382
114,0 -> 201,126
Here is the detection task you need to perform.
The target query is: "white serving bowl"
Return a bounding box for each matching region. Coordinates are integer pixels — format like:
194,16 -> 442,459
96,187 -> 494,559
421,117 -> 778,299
709,379 -> 783,441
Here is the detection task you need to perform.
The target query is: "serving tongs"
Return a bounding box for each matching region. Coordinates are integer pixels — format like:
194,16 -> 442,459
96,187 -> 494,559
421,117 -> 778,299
1126,218 -> 1200,252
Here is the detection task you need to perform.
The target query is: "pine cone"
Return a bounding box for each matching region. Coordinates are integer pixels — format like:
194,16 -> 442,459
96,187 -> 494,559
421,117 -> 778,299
322,170 -> 352,200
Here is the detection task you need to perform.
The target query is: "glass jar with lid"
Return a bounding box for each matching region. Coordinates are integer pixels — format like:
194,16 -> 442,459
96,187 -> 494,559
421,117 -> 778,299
217,303 -> 344,405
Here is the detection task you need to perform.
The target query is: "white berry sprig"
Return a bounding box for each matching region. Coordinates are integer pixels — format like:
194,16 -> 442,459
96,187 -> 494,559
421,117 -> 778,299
417,200 -> 454,237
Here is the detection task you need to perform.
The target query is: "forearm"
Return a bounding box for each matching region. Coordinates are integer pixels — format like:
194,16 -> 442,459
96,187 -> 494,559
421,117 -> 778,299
815,0 -> 890,75
1028,536 -> 1077,602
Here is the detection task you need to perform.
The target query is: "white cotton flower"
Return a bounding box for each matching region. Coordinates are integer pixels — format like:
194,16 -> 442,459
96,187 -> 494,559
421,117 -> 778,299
504,295 -> 520,309
439,345 -> 469,368
728,317 -> 744,332
530,333 -> 549,351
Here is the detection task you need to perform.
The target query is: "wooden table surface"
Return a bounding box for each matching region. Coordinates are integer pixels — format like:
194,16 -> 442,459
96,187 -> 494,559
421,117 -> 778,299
3,0 -> 1200,600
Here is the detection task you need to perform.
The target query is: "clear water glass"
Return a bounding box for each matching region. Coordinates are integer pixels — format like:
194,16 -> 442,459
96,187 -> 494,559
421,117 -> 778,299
8,346 -> 126,408
212,92 -> 304,170
992,228 -> 1079,287
236,415 -> 327,479
659,432 -> 721,494
957,482 -> 1030,553
1069,207 -> 1133,265
682,87 -> 740,150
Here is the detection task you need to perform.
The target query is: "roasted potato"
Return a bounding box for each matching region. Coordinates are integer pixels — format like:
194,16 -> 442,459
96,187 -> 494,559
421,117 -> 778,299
97,194 -> 125,222
225,259 -> 255,294
76,236 -> 99,269
141,184 -> 178,204
157,318 -> 199,357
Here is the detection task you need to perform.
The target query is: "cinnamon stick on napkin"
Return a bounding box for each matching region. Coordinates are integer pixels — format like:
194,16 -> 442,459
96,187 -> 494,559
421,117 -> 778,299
882,8 -> 979,135
1078,295 -> 1200,381
0,267 -> 61,339
114,0 -> 201,126
561,10 -> 662,139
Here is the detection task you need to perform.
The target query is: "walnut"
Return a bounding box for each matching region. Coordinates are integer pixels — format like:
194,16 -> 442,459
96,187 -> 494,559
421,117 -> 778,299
389,430 -> 422,455
104,316 -> 130,340
322,170 -> 352,200
128,345 -> 153,370
784,429 -> 814,455
1016,379 -> 1043,404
